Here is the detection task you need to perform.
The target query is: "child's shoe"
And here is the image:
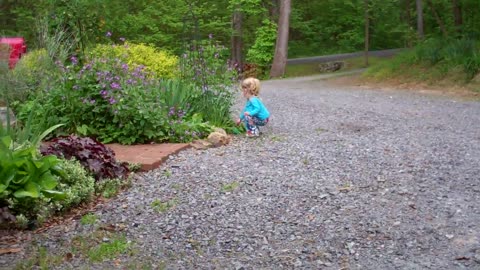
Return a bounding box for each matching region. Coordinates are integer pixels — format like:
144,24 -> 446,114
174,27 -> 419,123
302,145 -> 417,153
246,130 -> 259,137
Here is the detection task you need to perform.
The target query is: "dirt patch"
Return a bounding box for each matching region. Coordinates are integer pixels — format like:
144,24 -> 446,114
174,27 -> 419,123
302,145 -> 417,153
326,73 -> 480,101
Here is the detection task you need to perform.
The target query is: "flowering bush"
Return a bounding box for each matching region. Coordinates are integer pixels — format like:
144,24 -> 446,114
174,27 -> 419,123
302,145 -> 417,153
88,42 -> 179,79
11,33 -> 239,144
16,54 -> 217,144
180,36 -> 239,129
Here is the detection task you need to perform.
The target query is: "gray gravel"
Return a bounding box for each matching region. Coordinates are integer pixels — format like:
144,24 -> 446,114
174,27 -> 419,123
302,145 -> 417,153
2,75 -> 480,269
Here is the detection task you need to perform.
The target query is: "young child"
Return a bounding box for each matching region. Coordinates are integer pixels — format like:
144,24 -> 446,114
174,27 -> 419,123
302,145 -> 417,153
236,77 -> 270,137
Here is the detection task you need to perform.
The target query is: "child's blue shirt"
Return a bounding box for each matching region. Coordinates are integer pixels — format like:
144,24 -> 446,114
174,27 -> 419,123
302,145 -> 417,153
240,96 -> 270,120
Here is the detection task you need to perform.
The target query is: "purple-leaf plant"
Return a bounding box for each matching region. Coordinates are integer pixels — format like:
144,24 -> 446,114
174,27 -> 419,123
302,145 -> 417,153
40,135 -> 129,181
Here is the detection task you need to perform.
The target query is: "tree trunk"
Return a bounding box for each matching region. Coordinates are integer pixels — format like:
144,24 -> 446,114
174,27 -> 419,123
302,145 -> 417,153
269,0 -> 279,19
270,0 -> 291,78
426,0 -> 448,37
452,0 -> 463,34
231,7 -> 243,71
416,0 -> 424,39
404,0 -> 413,47
364,0 -> 369,67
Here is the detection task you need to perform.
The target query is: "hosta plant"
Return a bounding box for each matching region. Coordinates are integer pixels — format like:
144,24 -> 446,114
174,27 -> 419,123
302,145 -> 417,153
0,136 -> 65,200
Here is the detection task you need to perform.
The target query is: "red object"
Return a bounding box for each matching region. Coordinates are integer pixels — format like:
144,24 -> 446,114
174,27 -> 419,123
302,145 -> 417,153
0,37 -> 27,69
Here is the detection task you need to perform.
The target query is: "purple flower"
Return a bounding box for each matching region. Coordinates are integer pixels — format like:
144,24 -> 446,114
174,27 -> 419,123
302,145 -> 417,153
106,31 -> 112,37
100,90 -> 108,96
70,56 -> 78,65
209,33 -> 213,39
90,99 -> 96,104
109,97 -> 116,104
119,37 -> 126,42
168,107 -> 175,116
110,82 -> 121,90
121,63 -> 128,71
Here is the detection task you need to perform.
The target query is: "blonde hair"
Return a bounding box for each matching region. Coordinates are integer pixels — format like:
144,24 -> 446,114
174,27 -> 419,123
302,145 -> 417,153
241,77 -> 261,96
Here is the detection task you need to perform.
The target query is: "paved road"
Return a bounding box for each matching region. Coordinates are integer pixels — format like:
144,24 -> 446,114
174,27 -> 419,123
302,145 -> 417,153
287,48 -> 405,64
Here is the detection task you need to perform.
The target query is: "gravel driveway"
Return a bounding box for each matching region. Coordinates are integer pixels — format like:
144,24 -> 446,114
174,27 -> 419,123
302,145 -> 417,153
2,75 -> 480,269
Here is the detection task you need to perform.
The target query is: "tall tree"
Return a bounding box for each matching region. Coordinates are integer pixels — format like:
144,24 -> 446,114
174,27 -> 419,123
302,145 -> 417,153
451,0 -> 463,34
426,0 -> 448,37
416,0 -> 424,39
231,5 -> 243,69
364,0 -> 370,66
270,0 -> 291,78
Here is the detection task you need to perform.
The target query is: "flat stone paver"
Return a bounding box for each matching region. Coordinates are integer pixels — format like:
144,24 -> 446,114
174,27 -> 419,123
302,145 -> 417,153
107,143 -> 190,171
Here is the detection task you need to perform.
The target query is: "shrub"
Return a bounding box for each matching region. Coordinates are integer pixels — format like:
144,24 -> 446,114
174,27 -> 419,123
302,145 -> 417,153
52,159 -> 95,211
16,56 -> 172,144
0,49 -> 60,104
88,42 -> 179,79
246,19 -> 277,77
40,135 -> 130,181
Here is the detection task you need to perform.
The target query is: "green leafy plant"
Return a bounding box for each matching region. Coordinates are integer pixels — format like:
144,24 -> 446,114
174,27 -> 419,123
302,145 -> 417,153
220,181 -> 239,193
87,235 -> 130,262
95,177 -> 130,199
151,198 -> 177,213
245,19 -> 277,77
80,213 -> 97,225
180,36 -> 238,131
52,159 -> 95,212
0,142 -> 64,200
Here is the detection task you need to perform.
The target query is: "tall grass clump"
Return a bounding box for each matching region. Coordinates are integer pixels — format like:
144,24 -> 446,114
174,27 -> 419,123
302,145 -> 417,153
366,37 -> 480,83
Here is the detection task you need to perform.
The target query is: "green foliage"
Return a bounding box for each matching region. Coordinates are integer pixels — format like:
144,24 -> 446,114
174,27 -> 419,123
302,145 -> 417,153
166,113 -> 213,143
80,213 -> 97,225
0,49 -> 59,105
14,246 -> 64,270
53,159 -> 95,212
0,111 -> 69,228
220,181 -> 239,193
0,144 -> 63,200
88,42 -> 179,79
246,19 -> 277,74
95,178 -> 130,199
15,56 -> 168,144
15,44 -> 233,144
181,37 -> 238,92
87,235 -> 130,262
151,198 -> 177,213
1,16 -> 75,108
0,136 -> 66,227
368,37 -> 480,83
180,37 -> 238,131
